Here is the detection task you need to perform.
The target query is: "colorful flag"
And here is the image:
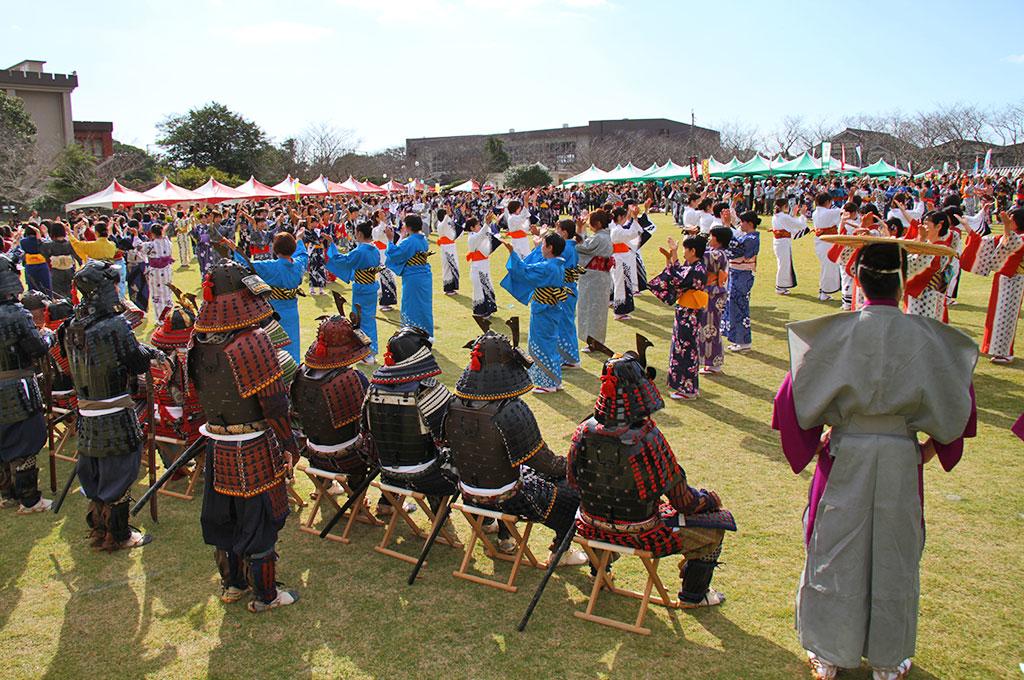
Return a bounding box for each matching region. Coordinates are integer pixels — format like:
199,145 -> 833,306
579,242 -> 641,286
821,142 -> 832,171
983,149 -> 992,173
841,144 -> 846,171
855,145 -> 863,165
972,156 -> 980,176
701,158 -> 710,181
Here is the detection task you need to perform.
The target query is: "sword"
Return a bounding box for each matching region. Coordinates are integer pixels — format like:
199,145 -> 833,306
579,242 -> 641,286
319,468 -> 380,539
407,491 -> 461,585
40,355 -> 57,493
517,521 -> 578,631
52,466 -> 78,514
144,371 -> 158,522
130,435 -> 206,516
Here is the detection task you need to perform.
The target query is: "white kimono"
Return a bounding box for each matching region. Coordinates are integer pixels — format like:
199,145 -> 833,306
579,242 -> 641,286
771,212 -> 808,291
507,212 -> 532,258
436,216 -> 459,293
811,206 -> 842,295
465,229 -> 497,317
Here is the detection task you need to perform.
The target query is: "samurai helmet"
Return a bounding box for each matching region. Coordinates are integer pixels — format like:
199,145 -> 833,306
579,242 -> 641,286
304,315 -> 372,370
150,305 -> 197,350
0,254 -> 25,300
73,260 -> 123,317
193,259 -> 274,333
372,326 -> 441,385
44,299 -> 73,331
593,353 -> 664,427
20,290 -> 49,327
454,330 -> 533,401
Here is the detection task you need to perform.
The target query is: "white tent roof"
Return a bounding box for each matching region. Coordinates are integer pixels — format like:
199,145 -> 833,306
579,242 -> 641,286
65,179 -> 154,211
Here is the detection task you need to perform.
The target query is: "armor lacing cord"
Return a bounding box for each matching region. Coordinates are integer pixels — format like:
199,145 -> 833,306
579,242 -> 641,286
599,365 -> 617,399
202,274 -> 215,301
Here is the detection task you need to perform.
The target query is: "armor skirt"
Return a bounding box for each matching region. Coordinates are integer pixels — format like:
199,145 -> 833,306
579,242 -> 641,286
201,451 -> 288,556
0,412 -> 46,463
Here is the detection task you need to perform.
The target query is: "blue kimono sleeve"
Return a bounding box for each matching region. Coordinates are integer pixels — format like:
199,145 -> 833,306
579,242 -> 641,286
500,252 -> 553,306
325,242 -> 356,283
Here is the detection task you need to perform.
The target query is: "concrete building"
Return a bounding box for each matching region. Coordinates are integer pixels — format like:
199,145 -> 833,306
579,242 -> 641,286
406,118 -> 720,182
2,59 -> 114,159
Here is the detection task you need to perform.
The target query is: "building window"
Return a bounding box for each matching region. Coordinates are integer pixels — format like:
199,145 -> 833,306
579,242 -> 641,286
556,153 -> 576,167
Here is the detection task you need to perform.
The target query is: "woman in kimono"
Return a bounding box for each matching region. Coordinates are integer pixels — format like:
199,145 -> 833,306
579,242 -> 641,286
231,232 -> 308,362
464,217 -> 497,318
436,209 -> 459,295
958,208 -> 1024,364
306,219 -> 329,296
137,224 -> 174,320
723,211 -> 761,352
325,221 -> 380,359
555,219 -> 581,369
385,214 -> 433,337
193,212 -> 219,277
576,209 -> 614,350
372,209 -> 398,311
904,210 -> 956,322
46,222 -> 78,299
610,206 -> 640,320
500,232 -> 568,393
771,198 -> 809,295
648,235 -> 707,400
19,225 -> 51,293
700,227 -> 731,374
772,238 -> 977,680
811,194 -> 843,301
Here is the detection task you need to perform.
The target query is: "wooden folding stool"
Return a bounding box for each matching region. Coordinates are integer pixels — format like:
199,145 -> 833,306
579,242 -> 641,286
451,502 -> 545,593
296,464 -> 381,543
151,434 -> 205,501
573,537 -> 680,636
372,481 -> 461,567
48,403 -> 77,463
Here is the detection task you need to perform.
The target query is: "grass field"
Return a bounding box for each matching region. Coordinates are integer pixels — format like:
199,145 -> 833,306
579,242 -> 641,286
1,213 -> 1021,679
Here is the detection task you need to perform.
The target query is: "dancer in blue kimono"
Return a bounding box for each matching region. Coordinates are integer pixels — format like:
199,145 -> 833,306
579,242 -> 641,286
385,215 -> 433,337
231,231 -> 308,362
325,221 -> 380,360
500,232 -> 568,394
722,211 -> 761,352
555,219 -> 581,368
19,226 -> 51,293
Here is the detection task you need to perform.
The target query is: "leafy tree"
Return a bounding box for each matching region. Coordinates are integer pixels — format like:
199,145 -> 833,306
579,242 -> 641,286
96,141 -> 159,188
42,143 -> 99,208
0,91 -> 46,207
157,102 -> 269,177
485,136 -> 511,172
0,90 -> 36,140
504,163 -> 553,189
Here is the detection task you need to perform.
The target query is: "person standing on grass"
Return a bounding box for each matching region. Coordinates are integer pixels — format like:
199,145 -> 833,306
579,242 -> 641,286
555,218 -> 582,369
610,205 -> 640,320
325,221 -> 381,361
811,193 -> 843,301
372,208 -> 398,311
648,235 -> 707,400
436,208 -> 459,295
771,198 -> 809,295
575,209 -> 614,350
464,216 -> 498,319
385,214 -> 434,337
722,211 -> 760,352
772,240 -> 977,680
699,226 -> 732,374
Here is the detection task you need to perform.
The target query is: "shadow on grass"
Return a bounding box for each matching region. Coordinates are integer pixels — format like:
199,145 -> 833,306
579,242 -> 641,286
0,505 -> 53,631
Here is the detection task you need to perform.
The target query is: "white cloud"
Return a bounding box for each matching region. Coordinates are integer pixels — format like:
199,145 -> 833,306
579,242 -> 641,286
1005,54 -> 1024,64
222,21 -> 333,45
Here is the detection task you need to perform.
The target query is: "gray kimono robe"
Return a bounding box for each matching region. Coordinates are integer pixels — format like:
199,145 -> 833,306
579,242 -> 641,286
575,228 -> 613,345
782,302 -> 977,669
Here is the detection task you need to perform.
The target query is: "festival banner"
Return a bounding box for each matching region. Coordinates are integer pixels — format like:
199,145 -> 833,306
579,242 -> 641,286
702,158 -> 710,181
821,142 -> 832,171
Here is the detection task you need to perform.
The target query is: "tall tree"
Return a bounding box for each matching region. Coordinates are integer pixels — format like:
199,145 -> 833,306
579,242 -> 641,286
485,136 -> 511,172
45,144 -> 99,206
157,102 -> 269,177
0,91 -> 48,207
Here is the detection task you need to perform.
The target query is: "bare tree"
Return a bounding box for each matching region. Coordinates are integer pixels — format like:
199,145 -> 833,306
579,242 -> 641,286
718,120 -> 763,158
767,116 -> 809,157
991,101 -> 1024,164
295,122 -> 359,177
0,128 -> 55,207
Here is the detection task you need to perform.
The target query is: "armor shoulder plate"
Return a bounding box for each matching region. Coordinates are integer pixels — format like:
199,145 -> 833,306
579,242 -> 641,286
445,398 -> 517,489
224,328 -> 284,398
416,379 -> 452,436
0,304 -> 37,371
492,398 -> 544,466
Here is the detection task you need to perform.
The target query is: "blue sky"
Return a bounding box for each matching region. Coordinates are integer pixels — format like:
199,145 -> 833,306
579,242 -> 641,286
5,0 -> 1023,152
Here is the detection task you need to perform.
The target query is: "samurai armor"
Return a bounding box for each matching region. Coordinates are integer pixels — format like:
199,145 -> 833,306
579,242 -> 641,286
151,305 -> 196,350
0,302 -> 48,373
44,300 -> 73,332
0,372 -> 43,425
446,397 -> 544,490
194,260 -> 275,333
73,261 -> 124,317
593,354 -> 665,428
453,331 -> 533,401
372,327 -> 441,385
76,407 -> 143,458
20,290 -> 49,328
189,331 -> 273,427
64,314 -> 150,400
569,418 -> 683,524
150,351 -> 204,442
303,315 -> 371,370
262,318 -> 292,350
291,366 -> 366,446
364,383 -> 437,468
0,255 -> 23,298
210,429 -> 288,498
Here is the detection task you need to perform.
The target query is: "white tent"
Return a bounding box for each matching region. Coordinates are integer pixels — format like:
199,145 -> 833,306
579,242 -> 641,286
450,179 -> 481,192
561,164 -> 609,185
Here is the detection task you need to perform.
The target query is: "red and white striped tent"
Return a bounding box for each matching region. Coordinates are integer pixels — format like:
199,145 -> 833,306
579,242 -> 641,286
381,180 -> 407,192
406,179 -> 427,192
235,176 -> 288,199
142,178 -> 205,205
65,179 -> 155,211
194,177 -> 249,203
358,179 -> 386,193
272,175 -> 327,196
450,179 -> 481,193
308,175 -> 359,195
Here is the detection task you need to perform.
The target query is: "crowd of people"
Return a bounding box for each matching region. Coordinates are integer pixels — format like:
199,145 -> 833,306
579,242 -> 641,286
0,169 -> 1021,680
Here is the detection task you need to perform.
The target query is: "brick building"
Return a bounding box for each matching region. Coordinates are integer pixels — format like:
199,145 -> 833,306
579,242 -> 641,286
406,118 -> 720,182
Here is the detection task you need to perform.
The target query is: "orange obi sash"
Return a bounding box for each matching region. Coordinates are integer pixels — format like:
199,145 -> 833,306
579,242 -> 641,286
508,230 -> 528,239
466,251 -> 488,262
677,290 -> 709,309
374,241 -> 387,250
24,253 -> 46,265
438,236 -> 455,245
814,227 -> 838,237
772,230 -> 791,239
612,243 -> 631,254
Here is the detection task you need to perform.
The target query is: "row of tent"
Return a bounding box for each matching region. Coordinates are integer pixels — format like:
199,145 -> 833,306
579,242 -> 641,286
66,175 -> 494,211
562,154 -> 912,185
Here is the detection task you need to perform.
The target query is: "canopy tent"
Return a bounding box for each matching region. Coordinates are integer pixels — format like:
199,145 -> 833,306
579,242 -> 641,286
338,176 -> 364,193
561,164 -> 609,185
65,179 -> 154,211
727,154 -> 777,177
705,157 -> 730,177
482,183 -> 496,191
272,175 -> 326,196
604,162 -> 648,182
450,179 -> 481,193
357,179 -> 386,193
308,175 -> 359,195
141,178 -> 205,205
194,177 -> 249,203
235,176 -> 287,199
773,152 -> 823,176
641,159 -> 692,181
406,179 -> 427,192
711,156 -> 744,177
859,158 -> 909,177
381,179 -> 407,192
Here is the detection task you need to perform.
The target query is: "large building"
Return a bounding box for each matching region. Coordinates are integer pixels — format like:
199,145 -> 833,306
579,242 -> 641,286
2,59 -> 113,160
406,118 -> 720,181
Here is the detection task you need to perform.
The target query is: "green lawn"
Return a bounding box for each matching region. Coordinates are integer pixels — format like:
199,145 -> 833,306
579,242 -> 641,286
1,213 -> 1021,679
